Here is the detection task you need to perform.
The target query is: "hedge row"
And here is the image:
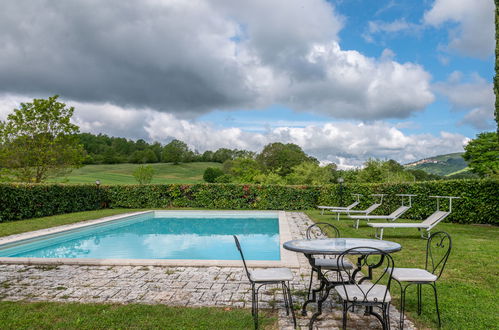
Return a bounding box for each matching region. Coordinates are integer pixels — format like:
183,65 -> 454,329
1,179 -> 497,224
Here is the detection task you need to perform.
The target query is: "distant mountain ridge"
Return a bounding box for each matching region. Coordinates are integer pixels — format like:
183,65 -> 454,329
404,152 -> 469,176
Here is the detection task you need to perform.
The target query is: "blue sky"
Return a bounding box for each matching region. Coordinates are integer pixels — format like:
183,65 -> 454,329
0,0 -> 495,167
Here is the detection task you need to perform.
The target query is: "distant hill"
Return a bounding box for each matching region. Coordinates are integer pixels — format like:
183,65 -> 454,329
404,152 -> 469,176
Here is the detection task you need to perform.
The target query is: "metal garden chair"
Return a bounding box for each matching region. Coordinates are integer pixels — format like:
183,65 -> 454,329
233,235 -> 296,329
334,247 -> 395,330
391,231 -> 452,329
304,223 -> 354,303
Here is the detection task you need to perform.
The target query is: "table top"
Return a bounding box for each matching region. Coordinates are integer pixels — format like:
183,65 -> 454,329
283,238 -> 401,255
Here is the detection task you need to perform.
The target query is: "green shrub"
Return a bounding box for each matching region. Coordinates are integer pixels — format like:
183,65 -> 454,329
0,183 -> 106,221
203,167 -> 224,183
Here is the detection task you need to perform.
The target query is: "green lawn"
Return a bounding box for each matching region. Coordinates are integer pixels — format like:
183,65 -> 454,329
46,162 -> 222,185
0,209 -> 497,329
305,210 -> 499,330
0,301 -> 275,329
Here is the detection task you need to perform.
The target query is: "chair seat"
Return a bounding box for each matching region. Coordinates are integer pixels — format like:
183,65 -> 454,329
313,257 -> 355,270
391,268 -> 438,282
250,268 -> 294,282
335,284 -> 391,303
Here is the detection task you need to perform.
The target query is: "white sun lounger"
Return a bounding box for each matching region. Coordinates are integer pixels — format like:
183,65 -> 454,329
326,194 -> 384,220
317,194 -> 362,219
368,196 -> 460,239
349,194 -> 415,229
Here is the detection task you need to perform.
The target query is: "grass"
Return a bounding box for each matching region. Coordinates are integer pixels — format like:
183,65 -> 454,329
46,162 -> 222,185
0,301 -> 276,329
305,210 -> 499,330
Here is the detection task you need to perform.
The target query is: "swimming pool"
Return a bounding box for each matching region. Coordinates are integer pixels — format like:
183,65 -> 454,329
0,211 -> 299,267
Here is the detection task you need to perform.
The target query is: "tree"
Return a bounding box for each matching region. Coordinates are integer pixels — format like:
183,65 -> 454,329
223,157 -> 262,183
133,165 -> 155,184
162,139 -> 189,164
203,167 -> 224,183
0,95 -> 84,182
463,132 -> 499,177
286,162 -> 334,185
256,142 -> 315,176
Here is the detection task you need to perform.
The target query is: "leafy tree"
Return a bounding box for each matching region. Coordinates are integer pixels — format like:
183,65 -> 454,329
0,95 -> 84,182
133,165 -> 155,184
286,162 -> 334,185
203,167 -> 224,183
463,132 -> 499,177
256,142 -> 315,176
253,171 -> 286,184
223,158 -> 262,183
201,150 -> 214,162
129,149 -> 158,163
356,159 -> 415,183
162,139 -> 189,164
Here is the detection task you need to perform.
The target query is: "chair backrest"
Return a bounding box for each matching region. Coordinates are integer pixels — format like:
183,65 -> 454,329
233,235 -> 252,281
364,203 -> 381,214
421,210 -> 450,228
306,222 -> 340,239
345,201 -> 360,210
337,247 -> 394,304
388,205 -> 410,219
425,231 -> 452,279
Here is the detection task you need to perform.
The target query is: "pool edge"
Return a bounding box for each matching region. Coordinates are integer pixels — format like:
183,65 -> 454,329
0,210 -> 301,269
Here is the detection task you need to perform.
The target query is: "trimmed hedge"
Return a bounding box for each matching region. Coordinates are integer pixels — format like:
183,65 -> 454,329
0,183 -> 106,221
1,179 -> 497,224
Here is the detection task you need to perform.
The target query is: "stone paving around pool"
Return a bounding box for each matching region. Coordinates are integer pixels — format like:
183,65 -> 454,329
0,212 -> 416,329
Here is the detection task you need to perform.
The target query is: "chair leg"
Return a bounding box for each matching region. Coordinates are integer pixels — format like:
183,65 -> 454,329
432,283 -> 441,328
417,284 -> 422,315
398,282 -> 408,330
342,301 -> 348,330
253,285 -> 259,329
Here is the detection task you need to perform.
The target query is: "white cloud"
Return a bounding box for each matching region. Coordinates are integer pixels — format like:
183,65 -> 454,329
434,72 -> 495,129
424,0 -> 494,58
0,0 -> 434,121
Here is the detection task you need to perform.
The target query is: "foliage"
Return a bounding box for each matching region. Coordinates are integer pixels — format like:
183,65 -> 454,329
355,159 -> 414,183
203,167 -> 224,183
256,142 -> 316,176
133,165 -> 155,184
0,95 -> 85,182
2,179 -> 496,224
0,183 -> 106,221
222,157 -> 263,183
162,139 -> 190,164
463,132 -> 499,177
286,161 -> 334,185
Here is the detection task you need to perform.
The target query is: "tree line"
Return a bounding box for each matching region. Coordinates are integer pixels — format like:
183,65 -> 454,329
79,133 -> 254,165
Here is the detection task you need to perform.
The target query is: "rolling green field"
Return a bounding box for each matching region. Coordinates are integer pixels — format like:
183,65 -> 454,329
47,162 -> 222,185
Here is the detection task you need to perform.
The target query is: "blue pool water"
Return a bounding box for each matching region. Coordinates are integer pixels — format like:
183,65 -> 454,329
0,212 -> 280,260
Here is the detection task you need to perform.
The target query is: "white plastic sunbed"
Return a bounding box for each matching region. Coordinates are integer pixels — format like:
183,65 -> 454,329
368,196 -> 460,239
327,194 -> 384,220
317,194 -> 362,219
349,194 -> 415,229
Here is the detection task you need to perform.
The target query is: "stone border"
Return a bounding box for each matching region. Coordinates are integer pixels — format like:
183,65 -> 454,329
0,210 -> 300,268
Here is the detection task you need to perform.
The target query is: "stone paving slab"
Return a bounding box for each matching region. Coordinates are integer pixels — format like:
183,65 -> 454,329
0,212 -> 416,329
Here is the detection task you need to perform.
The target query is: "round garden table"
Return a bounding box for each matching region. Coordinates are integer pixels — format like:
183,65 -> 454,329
283,238 -> 402,329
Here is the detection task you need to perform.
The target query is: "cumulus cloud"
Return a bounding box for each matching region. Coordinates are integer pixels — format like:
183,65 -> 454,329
424,0 -> 494,58
0,0 -> 434,120
434,72 -> 495,129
